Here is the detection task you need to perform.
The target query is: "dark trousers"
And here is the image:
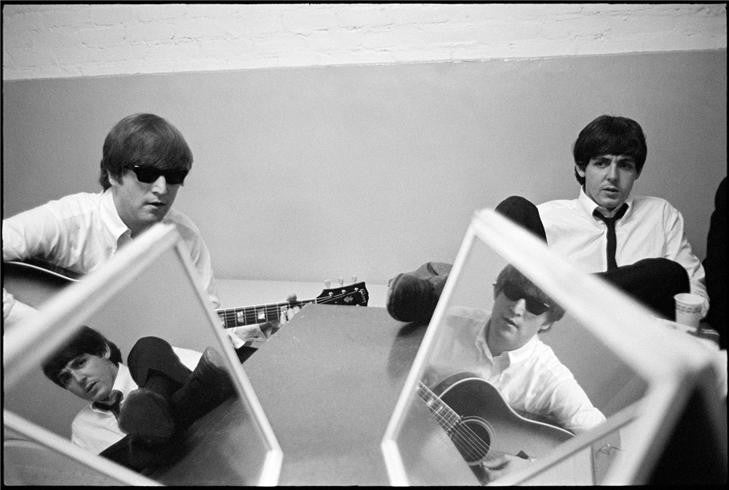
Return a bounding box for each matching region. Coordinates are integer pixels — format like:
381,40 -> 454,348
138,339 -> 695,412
99,338 -> 194,472
596,258 -> 689,320
406,196 -> 690,321
127,336 -> 193,389
102,337 -> 242,472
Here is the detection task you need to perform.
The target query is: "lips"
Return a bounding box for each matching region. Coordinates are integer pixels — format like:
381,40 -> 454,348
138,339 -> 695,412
502,317 -> 518,329
144,201 -> 168,213
85,380 -> 97,394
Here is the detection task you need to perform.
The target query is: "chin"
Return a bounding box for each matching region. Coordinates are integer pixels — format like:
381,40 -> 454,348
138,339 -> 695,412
139,215 -> 163,228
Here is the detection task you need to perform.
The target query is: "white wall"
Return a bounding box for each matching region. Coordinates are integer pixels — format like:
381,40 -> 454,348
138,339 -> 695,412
2,4 -> 726,283
3,3 -> 726,80
4,50 -> 725,284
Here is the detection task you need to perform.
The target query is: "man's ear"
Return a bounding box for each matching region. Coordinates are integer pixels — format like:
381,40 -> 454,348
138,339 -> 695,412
575,164 -> 586,179
538,321 -> 554,334
102,344 -> 111,359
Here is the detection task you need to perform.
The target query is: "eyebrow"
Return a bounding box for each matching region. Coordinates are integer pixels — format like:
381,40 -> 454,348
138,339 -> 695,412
596,154 -> 635,161
58,355 -> 86,378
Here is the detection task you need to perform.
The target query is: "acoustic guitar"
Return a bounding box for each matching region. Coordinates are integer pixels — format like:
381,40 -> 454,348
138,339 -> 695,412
418,372 -> 573,466
2,260 -> 369,330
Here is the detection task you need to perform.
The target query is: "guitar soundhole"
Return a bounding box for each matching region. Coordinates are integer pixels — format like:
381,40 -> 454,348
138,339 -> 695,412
450,417 -> 492,465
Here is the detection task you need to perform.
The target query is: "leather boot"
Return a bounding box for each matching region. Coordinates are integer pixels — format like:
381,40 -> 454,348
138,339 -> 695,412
386,273 -> 440,324
118,388 -> 176,445
170,347 -> 236,430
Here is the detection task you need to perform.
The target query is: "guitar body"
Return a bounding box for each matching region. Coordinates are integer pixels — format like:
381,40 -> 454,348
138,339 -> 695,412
3,260 -> 78,309
424,372 -> 573,465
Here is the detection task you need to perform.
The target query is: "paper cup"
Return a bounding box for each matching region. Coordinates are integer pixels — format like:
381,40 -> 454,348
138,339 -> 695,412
674,293 -> 704,328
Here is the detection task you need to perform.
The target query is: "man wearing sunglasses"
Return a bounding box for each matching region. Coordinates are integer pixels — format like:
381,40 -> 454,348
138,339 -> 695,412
426,264 -> 605,483
3,113 -> 222,323
3,113 -> 298,350
4,113 -> 297,348
428,264 -> 605,436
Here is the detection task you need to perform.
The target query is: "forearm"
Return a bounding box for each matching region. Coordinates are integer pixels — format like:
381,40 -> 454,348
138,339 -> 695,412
664,211 -> 709,316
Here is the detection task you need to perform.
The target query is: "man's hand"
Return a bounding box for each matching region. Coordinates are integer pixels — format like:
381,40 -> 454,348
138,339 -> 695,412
480,453 -> 534,483
260,294 -> 300,338
230,294 -> 301,343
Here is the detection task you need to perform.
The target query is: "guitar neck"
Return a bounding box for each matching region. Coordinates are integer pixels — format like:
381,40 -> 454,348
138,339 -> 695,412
217,298 -> 317,328
417,382 -> 462,434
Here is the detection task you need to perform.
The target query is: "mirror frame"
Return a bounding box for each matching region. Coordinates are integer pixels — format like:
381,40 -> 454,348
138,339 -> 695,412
3,223 -> 283,485
381,208 -> 723,485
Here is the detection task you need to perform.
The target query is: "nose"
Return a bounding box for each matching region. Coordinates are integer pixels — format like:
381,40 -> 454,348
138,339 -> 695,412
151,175 -> 168,194
606,161 -> 619,182
71,370 -> 86,386
511,298 -> 527,316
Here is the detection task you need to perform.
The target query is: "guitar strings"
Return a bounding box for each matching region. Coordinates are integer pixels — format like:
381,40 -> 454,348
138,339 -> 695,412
219,289 -> 353,316
428,405 -> 492,460
218,289 -> 360,325
418,384 -> 491,460
428,405 -> 491,460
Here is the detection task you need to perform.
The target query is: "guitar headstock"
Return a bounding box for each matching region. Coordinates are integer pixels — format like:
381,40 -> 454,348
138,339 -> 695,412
316,281 -> 369,307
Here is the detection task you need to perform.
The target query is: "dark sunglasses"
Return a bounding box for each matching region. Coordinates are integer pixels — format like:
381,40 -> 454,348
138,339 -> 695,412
127,165 -> 188,185
500,282 -> 551,315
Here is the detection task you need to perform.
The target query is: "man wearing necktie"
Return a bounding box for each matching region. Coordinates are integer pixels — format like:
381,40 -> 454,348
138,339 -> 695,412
387,115 -> 708,324
42,326 -> 235,471
538,115 -> 708,320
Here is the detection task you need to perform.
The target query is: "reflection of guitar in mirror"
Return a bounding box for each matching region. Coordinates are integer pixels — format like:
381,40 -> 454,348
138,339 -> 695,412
418,372 -> 573,473
3,260 -> 369,333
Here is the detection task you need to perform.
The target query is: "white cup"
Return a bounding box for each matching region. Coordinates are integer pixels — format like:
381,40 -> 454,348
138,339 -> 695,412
674,293 -> 704,328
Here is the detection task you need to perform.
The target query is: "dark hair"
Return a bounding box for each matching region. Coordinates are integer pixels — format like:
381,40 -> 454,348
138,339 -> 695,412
572,115 -> 647,185
99,113 -> 193,189
42,326 -> 122,387
494,265 -> 565,325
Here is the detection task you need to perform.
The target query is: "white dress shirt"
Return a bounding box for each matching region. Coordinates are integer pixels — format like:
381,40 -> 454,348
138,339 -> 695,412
71,347 -> 202,454
428,307 -> 606,434
2,191 -> 268,347
2,189 -> 220,310
538,189 -> 708,316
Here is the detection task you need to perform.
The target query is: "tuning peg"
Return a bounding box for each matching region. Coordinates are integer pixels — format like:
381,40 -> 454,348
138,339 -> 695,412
324,279 -> 331,289
338,277 -> 344,286
351,275 -> 357,283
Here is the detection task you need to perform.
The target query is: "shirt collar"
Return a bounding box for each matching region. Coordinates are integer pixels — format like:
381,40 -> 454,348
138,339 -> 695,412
475,321 -> 494,361
507,334 -> 539,364
577,187 -> 633,221
100,189 -> 132,246
475,319 -> 540,367
89,363 -> 138,414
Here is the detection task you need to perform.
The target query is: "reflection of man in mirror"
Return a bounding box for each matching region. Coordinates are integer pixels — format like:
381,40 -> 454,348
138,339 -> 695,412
427,265 -> 605,481
434,265 -> 606,432
41,326 -> 235,470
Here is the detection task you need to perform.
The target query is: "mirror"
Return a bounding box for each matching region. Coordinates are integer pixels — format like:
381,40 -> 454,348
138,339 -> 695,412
382,209 -> 724,485
4,223 -> 281,485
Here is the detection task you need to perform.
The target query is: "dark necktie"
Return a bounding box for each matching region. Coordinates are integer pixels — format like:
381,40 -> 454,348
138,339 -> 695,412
593,203 -> 628,272
93,389 -> 123,418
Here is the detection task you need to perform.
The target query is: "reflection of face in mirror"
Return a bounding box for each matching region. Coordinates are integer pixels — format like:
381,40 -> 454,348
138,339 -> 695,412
54,347 -> 119,404
487,266 -> 562,356
41,326 -> 236,472
421,264 -> 606,484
